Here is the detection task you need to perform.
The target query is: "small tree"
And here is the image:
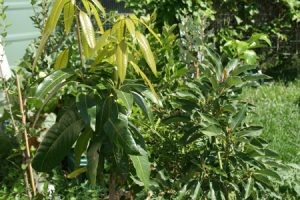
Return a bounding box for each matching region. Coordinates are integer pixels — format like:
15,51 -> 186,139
30,0 -> 160,198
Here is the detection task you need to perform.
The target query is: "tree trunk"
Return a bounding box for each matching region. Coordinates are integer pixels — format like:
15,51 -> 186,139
109,172 -> 118,200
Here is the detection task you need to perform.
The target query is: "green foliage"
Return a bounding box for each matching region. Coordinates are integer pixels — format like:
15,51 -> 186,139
1,0 -> 300,199
27,1 -> 160,198
148,49 -> 282,199
222,33 -> 271,65
121,0 -> 300,78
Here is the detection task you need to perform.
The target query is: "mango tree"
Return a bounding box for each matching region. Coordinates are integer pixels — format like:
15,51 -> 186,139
30,0 -> 160,198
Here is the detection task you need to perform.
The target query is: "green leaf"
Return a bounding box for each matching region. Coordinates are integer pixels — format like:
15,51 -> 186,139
129,146 -> 151,189
125,18 -> 135,38
201,125 -> 223,137
114,19 -> 125,42
135,31 -> 157,76
244,177 -> 254,199
238,126 -> 263,137
132,91 -> 152,121
33,0 -> 68,71
44,0 -> 68,34
32,110 -> 85,172
253,174 -> 273,187
230,105 -> 247,130
116,40 -> 128,83
79,11 -> 96,48
35,70 -> 73,100
200,114 -> 219,126
192,181 -> 201,200
177,184 -> 188,200
205,47 -> 222,81
128,14 -> 139,25
138,19 -> 162,45
130,61 -> 158,101
116,90 -> 133,114
128,14 -> 161,45
254,169 -> 281,181
225,76 -> 243,88
90,0 -> 105,16
95,29 -> 111,51
67,167 -> 87,179
243,50 -> 257,64
87,136 -> 103,186
243,74 -> 272,81
82,31 -> 93,58
54,49 -> 69,70
95,97 -> 112,134
104,114 -> 140,155
248,33 -> 271,47
63,0 -> 75,33
81,0 -> 91,16
89,2 -> 104,33
162,115 -> 190,124
225,59 -> 239,74
209,182 -> 216,200
76,93 -> 96,126
74,128 -> 93,168
231,64 -> 257,76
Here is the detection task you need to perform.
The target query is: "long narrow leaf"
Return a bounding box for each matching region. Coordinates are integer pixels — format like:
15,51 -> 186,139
135,31 -> 157,76
116,40 -> 128,83
244,177 -> 254,199
116,90 -> 133,114
130,61 -> 158,101
81,0 -> 91,16
131,91 -> 152,121
125,18 -> 136,38
82,32 -> 93,58
45,0 -> 68,33
89,2 -> 104,33
67,167 -> 87,179
95,29 -> 111,51
35,70 -> 73,100
230,104 -> 247,130
33,0 -> 68,71
87,136 -> 102,186
129,146 -> 151,189
90,0 -> 105,15
63,0 -> 75,33
74,128 -> 93,168
54,49 -> 69,70
138,20 -> 162,45
79,11 -> 96,48
192,181 -> 202,200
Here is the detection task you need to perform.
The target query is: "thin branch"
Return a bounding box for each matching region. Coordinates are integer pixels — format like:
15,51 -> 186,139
16,75 -> 36,196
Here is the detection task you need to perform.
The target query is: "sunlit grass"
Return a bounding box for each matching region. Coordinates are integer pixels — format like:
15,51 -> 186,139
242,80 -> 300,164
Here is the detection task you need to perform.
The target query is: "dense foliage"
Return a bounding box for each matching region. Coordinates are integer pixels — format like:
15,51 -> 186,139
0,0 -> 299,199
120,0 -> 300,79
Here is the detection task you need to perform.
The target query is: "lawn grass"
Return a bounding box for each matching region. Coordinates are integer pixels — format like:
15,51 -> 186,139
242,80 -> 300,164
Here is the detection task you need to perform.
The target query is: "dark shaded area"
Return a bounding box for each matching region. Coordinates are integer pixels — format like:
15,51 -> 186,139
102,0 -> 131,13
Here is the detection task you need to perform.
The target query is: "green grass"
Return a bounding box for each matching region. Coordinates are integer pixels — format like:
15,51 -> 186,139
242,80 -> 300,164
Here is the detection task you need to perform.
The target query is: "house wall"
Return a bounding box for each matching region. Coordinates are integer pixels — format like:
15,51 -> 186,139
4,0 -> 39,66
